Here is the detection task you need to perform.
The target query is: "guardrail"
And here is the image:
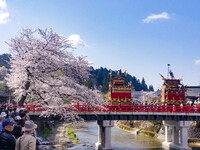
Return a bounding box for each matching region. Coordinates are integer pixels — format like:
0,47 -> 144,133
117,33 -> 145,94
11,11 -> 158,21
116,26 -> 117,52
22,104 -> 200,113
2,103 -> 200,113
72,105 -> 200,113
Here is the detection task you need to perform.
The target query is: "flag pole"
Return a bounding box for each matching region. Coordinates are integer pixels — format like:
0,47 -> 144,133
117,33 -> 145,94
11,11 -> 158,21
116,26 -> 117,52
167,64 -> 170,79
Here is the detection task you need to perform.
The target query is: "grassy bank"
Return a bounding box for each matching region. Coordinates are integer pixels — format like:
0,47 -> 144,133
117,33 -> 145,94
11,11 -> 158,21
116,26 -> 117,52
67,127 -> 79,144
40,127 -> 52,138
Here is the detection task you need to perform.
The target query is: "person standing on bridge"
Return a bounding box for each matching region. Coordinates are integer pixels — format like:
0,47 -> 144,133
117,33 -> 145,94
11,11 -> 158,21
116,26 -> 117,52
15,120 -> 37,150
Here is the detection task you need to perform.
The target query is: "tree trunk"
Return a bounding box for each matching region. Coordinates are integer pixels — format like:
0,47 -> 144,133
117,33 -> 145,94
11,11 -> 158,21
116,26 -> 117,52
18,80 -> 31,107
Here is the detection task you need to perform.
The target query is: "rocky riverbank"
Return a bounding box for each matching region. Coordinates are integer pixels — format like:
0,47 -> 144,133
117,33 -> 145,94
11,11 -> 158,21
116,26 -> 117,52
188,123 -> 200,148
36,121 -> 86,150
47,122 -> 74,149
115,120 -> 164,138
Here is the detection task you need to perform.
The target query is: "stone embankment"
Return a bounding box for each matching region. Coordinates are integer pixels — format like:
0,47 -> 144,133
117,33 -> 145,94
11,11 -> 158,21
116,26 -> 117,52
188,123 -> 200,148
42,121 -> 92,150
47,122 -> 74,150
115,120 -> 163,138
36,121 -> 83,150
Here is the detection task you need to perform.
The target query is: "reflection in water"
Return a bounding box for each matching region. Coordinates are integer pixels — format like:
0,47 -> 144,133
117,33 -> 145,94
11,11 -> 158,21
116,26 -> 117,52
75,121 -> 168,150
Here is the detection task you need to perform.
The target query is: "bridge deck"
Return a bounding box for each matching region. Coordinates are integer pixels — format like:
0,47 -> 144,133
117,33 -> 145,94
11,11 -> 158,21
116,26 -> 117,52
29,111 -> 200,121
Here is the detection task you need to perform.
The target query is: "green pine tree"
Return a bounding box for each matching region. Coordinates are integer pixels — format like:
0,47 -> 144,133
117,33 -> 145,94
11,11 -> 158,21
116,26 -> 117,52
141,78 -> 148,91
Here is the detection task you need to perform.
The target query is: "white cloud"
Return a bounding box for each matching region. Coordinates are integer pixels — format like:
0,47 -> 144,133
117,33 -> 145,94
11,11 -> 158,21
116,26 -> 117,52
194,60 -> 200,65
143,12 -> 170,23
0,11 -> 10,24
0,0 -> 10,24
67,34 -> 87,48
0,0 -> 6,9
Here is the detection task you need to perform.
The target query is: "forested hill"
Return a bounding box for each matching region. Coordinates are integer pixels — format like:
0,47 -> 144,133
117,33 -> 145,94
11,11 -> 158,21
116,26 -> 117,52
0,54 -> 11,69
0,54 -> 154,93
85,67 -> 154,93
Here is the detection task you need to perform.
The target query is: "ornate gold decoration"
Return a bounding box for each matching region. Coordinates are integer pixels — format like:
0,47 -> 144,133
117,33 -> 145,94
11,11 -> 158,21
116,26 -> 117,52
109,70 -> 112,78
124,71 -> 127,76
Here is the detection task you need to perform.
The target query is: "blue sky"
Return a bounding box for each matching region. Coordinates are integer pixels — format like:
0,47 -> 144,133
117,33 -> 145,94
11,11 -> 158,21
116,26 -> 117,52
0,0 -> 200,90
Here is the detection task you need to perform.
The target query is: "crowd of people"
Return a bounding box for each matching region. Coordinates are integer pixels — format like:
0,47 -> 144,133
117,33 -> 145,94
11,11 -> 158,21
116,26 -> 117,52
132,100 -> 199,107
0,104 -> 38,150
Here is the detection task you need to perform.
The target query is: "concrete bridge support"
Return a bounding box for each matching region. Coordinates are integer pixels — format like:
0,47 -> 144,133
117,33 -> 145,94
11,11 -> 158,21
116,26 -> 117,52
96,120 -> 114,150
163,125 -> 172,144
163,121 -> 192,150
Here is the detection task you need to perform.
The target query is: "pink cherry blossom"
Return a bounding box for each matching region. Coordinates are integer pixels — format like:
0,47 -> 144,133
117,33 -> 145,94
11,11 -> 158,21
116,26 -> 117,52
6,28 -> 105,121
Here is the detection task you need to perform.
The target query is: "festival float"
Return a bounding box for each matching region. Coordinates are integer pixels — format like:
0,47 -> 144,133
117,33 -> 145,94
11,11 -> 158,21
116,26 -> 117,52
160,69 -> 187,105
108,70 -> 134,105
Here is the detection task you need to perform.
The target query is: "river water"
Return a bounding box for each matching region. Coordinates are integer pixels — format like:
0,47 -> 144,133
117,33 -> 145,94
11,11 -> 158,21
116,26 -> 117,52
72,121 -> 168,150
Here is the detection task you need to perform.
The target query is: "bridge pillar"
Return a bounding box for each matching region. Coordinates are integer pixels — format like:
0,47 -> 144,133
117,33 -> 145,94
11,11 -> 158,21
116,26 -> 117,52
96,120 -> 114,150
172,126 -> 179,145
163,125 -> 172,144
180,126 -> 189,148
162,121 -> 191,150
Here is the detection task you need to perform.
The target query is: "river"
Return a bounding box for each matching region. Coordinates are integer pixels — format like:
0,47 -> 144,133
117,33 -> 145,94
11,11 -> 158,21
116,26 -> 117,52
70,121 -> 168,150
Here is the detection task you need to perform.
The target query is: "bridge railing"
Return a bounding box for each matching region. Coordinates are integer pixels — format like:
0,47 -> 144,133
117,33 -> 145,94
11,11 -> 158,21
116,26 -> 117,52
23,104 -> 46,112
72,105 -> 200,113
2,103 -> 200,113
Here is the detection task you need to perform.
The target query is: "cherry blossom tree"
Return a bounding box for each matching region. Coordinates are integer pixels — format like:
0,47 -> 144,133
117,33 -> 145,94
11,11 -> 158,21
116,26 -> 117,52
6,28 -> 104,120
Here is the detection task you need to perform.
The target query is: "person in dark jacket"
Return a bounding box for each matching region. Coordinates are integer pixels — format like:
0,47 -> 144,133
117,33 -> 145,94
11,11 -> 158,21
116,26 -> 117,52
11,116 -> 23,139
0,118 -> 16,150
0,115 -> 3,131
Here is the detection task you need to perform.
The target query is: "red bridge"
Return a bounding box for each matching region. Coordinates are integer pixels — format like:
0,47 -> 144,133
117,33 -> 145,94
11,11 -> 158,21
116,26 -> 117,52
4,103 -> 200,121
23,104 -> 200,113
12,104 -> 197,150
15,104 -> 199,122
